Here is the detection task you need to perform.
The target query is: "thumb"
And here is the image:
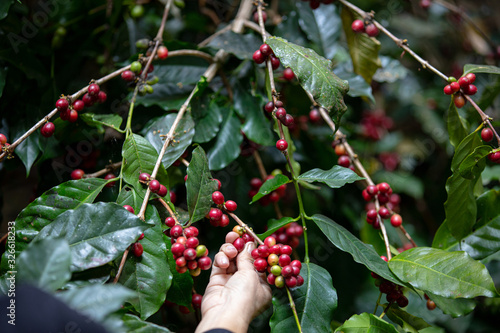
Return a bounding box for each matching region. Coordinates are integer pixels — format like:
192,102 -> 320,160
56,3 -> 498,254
236,241 -> 256,272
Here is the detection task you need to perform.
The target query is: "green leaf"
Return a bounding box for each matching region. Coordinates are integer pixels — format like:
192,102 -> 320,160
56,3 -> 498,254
463,64 -> 500,75
234,85 -> 275,146
13,123 -> 41,176
257,217 -> 296,240
335,312 -> 398,333
296,2 -> 341,59
270,263 -> 337,333
116,186 -> 145,214
266,36 -> 349,124
251,174 -> 291,203
425,292 -> 476,318
207,108 -> 243,170
122,134 -> 169,194
80,113 -> 123,132
341,7 -> 382,83
386,305 -> 430,333
312,214 -> 406,287
447,100 -> 468,149
476,189 -> 500,228
17,238 -> 71,291
373,171 -> 424,199
191,93 -> 223,143
207,31 -> 261,60
458,145 -> 492,179
14,178 -> 108,251
297,165 -> 363,188
373,56 -> 409,83
57,284 -> 136,322
143,114 -> 195,169
35,202 -> 150,272
122,314 -> 173,332
0,0 -> 14,20
388,247 -> 498,298
187,146 -> 219,223
0,67 -> 8,99
120,206 -> 171,320
333,62 -> 375,103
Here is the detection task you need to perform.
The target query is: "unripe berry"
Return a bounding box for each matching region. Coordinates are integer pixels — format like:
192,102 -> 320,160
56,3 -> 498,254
267,253 -> 279,266
275,276 -> 285,288
270,265 -> 282,276
130,61 -> 142,74
196,245 -> 207,258
454,94 -> 466,108
334,144 -> 346,156
426,299 -> 436,310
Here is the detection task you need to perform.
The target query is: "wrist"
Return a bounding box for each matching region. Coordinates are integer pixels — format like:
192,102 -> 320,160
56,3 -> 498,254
195,306 -> 251,333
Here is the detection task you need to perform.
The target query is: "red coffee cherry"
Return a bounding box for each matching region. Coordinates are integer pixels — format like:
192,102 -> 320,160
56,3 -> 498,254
132,242 -> 143,257
264,101 -> 274,113
149,180 -> 160,193
71,169 -> 85,180
260,43 -> 272,56
351,19 -> 365,33
73,100 -> 85,112
481,128 -> 494,142
252,50 -> 265,64
443,85 -> 453,95
157,185 -> 168,197
283,68 -> 294,81
157,46 -> 169,60
465,73 -> 476,83
270,55 -> 280,70
450,81 -> 460,93
121,70 -> 136,82
192,294 -> 203,308
56,98 -> 69,111
276,139 -> 288,151
41,122 -> 55,138
224,200 -> 237,212
88,83 -> 100,96
212,191 -> 224,205
458,76 -> 469,88
365,23 -> 379,37
123,205 -> 135,214
338,155 -> 350,168
453,93 -> 466,108
104,173 -> 116,187
390,214 -> 403,227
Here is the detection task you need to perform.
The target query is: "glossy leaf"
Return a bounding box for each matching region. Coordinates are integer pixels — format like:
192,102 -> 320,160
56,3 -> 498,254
296,2 -> 341,59
335,312 -> 398,333
191,93 -> 223,143
251,174 -> 291,203
373,171 -> 424,199
341,7 -> 381,83
17,238 -> 71,291
463,64 -> 500,75
122,314 -> 173,332
187,146 -> 219,223
207,31 -> 261,60
207,108 -> 243,170
447,100 -> 468,149
386,305 -> 431,333
426,291 -> 476,318
143,113 -> 195,169
234,85 -> 275,146
312,214 -> 406,287
35,202 -> 150,272
333,62 -> 375,103
14,178 -> 109,251
120,206 -> 171,320
458,145 -> 492,179
122,134 -> 169,194
388,247 -> 498,298
14,123 -> 41,176
297,165 -> 363,188
257,217 -> 296,240
0,0 -> 14,20
270,263 -> 337,333
116,186 -> 145,214
80,113 -> 123,132
57,284 -> 136,322
476,189 -> 500,228
266,36 -> 349,121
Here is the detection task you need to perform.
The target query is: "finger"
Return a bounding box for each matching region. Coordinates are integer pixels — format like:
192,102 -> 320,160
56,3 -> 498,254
221,243 -> 238,260
214,252 -> 230,269
225,231 -> 240,244
236,241 -> 256,272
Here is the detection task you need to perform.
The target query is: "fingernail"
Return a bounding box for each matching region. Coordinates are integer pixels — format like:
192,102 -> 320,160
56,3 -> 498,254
220,256 -> 229,266
246,242 -> 256,253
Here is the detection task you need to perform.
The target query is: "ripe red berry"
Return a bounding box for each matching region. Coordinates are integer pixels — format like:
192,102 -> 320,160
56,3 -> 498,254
68,110 -> 78,123
254,258 -> 268,272
214,179 -> 222,190
98,91 -> 107,103
157,46 -> 169,60
426,299 -> 436,310
464,84 -> 477,95
443,85 -> 453,95
253,10 -> 267,24
132,243 -> 144,257
291,260 -> 302,270
381,256 -> 388,262
365,23 -> 379,37
171,243 -> 185,257
378,207 -> 391,219
338,155 -> 350,167
139,173 -> 150,182
450,81 -> 460,93
260,43 -> 272,56
149,180 -> 160,193
170,225 -> 184,238
82,93 -> 95,107
73,100 -> 85,112
283,68 -> 294,81
284,114 -> 295,127
186,237 -> 199,249
264,101 -> 274,113
280,245 -> 293,256
377,182 -> 391,193
41,122 -> 55,138
156,185 -> 167,197
488,151 -> 500,162
454,94 -> 466,108
279,254 -> 291,267
420,0 -> 431,9
220,214 -> 230,227
56,98 -> 69,111
138,233 -> 144,240
309,108 -> 321,123
224,200 -> 237,211
481,128 -> 494,142
253,50 -> 265,64
198,256 -> 212,270
366,209 -> 378,221
276,107 -> 287,122
0,133 -> 6,145
170,191 -> 177,204
351,19 -> 365,33
176,257 -> 187,267
276,139 -> 288,151
209,207 -> 223,221
390,214 -> 403,227
465,73 -> 476,83
184,248 -> 197,261
366,185 -> 378,195
121,70 -> 136,82
270,55 -> 280,70
212,191 -> 224,205
71,169 -> 85,180
250,177 -> 263,189
192,294 -> 203,308
458,77 -> 469,88
88,83 -> 100,96
275,100 -> 283,108
104,173 -> 116,187
123,205 -> 135,213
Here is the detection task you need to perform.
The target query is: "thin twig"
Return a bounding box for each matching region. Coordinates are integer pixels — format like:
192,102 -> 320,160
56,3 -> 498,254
198,24 -> 234,47
113,247 -> 130,283
168,50 -> 214,63
399,225 -> 417,248
0,232 -> 8,244
252,150 -> 268,180
226,211 -> 264,246
84,161 -> 122,178
157,197 -> 180,224
464,95 -> 500,146
286,286 -> 303,333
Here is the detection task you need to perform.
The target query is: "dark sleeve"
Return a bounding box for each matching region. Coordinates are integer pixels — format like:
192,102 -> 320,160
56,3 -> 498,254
0,284 -> 109,333
203,330 -> 234,333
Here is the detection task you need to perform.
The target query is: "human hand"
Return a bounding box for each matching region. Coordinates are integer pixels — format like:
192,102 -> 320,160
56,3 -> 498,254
195,231 -> 272,333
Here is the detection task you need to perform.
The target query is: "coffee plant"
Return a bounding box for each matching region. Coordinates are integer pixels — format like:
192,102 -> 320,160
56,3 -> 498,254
1,0 -> 500,332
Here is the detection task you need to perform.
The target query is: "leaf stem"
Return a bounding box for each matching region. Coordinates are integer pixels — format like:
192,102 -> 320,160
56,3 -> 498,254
293,180 -> 309,263
157,197 -> 180,225
84,161 -> 122,178
373,292 -> 382,314
286,286 -> 303,333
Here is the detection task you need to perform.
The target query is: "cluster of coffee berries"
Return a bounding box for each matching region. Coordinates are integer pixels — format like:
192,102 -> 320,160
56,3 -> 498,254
231,226 -> 255,251
121,60 -> 159,96
252,236 -> 304,289
268,222 -> 303,249
253,43 -> 281,69
361,110 -> 393,141
444,73 -> 477,108
0,133 -> 9,152
264,100 -> 294,128
351,19 -> 379,37
424,294 -> 436,310
139,172 -> 170,197
362,183 -> 403,229
332,142 -> 355,171
206,180 -> 236,227
164,292 -> 203,314
372,263 -> 409,308
301,0 -> 335,10
248,175 -> 287,206
166,222 -> 212,276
